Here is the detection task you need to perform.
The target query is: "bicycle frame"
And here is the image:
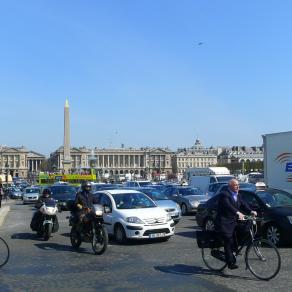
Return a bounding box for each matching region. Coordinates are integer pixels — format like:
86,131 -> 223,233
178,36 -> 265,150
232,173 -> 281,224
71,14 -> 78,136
233,216 -> 263,269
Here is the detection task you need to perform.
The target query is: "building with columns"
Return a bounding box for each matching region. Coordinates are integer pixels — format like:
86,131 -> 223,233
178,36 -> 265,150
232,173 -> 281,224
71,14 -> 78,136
0,146 -> 45,179
217,146 -> 264,164
172,139 -> 218,176
48,146 -> 173,179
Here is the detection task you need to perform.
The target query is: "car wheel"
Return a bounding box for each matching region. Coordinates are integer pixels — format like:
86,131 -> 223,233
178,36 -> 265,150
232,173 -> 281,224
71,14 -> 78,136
204,218 -> 215,231
265,224 -> 281,246
181,203 -> 188,215
114,224 -> 127,244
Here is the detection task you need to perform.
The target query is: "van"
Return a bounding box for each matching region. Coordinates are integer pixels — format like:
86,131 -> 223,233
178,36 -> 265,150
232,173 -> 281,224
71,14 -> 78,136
189,175 -> 235,193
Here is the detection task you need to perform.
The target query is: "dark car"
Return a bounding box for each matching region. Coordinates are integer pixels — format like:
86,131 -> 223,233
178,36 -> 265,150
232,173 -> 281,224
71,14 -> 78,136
47,185 -> 77,210
164,186 -> 208,215
196,188 -> 292,246
207,182 -> 256,197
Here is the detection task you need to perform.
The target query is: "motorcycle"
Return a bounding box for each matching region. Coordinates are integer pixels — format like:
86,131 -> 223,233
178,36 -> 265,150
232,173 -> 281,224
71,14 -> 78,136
69,204 -> 108,255
31,199 -> 59,241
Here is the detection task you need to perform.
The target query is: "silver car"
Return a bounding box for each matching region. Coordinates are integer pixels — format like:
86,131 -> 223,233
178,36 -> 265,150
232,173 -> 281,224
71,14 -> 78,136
136,187 -> 182,224
23,187 -> 40,204
164,186 -> 209,215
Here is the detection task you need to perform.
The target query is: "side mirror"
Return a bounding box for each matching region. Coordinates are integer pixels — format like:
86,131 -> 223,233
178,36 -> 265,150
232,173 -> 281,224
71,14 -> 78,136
104,206 -> 112,213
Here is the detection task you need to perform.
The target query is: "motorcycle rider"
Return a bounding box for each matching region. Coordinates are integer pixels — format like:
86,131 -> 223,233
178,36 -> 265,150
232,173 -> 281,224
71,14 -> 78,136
74,181 -> 96,234
30,188 -> 54,231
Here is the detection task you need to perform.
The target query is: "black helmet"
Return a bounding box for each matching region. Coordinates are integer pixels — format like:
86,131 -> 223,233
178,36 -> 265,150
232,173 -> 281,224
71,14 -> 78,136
81,181 -> 91,191
42,188 -> 51,198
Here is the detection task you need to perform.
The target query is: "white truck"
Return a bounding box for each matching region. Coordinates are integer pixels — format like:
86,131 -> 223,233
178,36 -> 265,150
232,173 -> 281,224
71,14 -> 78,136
263,131 -> 292,193
185,167 -> 234,193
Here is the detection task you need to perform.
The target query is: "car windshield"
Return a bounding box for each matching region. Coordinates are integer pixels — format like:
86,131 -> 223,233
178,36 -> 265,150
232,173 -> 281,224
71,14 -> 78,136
112,192 -> 156,209
141,189 -> 168,200
239,183 -> 256,191
49,186 -> 77,194
216,176 -> 235,182
26,188 -> 39,193
138,181 -> 152,187
257,190 -> 292,207
179,188 -> 203,196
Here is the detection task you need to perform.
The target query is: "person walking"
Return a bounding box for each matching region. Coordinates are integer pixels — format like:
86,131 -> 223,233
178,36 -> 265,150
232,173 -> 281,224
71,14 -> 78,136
0,181 -> 3,208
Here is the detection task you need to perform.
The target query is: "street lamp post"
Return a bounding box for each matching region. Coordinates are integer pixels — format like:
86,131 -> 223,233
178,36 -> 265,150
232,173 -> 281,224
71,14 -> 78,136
5,162 -> 9,188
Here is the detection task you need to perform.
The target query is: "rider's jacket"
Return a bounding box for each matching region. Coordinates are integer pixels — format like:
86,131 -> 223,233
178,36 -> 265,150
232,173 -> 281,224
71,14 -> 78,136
75,190 -> 95,210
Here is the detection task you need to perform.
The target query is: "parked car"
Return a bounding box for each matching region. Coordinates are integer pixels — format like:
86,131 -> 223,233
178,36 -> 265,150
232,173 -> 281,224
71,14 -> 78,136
196,188 -> 292,246
129,187 -> 182,224
93,189 -> 175,243
23,187 -> 40,204
47,185 -> 77,210
163,186 -> 209,215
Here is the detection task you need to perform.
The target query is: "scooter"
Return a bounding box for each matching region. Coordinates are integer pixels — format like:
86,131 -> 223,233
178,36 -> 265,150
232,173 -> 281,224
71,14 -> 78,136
69,204 -> 108,255
35,199 -> 59,241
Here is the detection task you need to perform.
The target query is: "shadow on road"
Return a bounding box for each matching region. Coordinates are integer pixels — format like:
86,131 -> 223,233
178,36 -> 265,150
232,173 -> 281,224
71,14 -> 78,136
175,231 -> 196,239
11,233 -> 43,241
154,264 -> 258,281
34,242 -> 92,255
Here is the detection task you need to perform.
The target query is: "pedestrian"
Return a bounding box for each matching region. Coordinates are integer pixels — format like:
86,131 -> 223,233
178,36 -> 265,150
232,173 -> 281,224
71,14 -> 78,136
0,181 -> 3,208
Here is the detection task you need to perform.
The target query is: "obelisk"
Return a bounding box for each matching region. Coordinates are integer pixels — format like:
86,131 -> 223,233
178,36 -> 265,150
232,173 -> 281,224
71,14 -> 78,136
63,99 -> 71,173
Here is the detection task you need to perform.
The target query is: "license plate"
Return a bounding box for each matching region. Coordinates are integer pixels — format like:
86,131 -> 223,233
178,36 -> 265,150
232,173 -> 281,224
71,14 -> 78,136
149,233 -> 165,238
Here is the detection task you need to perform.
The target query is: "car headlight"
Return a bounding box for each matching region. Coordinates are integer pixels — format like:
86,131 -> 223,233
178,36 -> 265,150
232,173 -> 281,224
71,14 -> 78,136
287,216 -> 292,224
176,203 -> 181,210
191,200 -> 199,207
166,213 -> 172,222
126,217 -> 144,224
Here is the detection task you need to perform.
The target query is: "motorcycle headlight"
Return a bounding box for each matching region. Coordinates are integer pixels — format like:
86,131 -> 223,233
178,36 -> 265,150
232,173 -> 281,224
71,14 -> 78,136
126,217 -> 144,224
95,209 -> 103,216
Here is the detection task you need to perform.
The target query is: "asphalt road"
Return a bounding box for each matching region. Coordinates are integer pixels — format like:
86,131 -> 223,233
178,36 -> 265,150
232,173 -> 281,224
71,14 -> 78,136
0,202 -> 292,292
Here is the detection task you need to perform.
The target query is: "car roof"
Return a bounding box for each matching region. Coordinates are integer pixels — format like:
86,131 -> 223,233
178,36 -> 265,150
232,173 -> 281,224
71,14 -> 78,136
96,189 -> 143,195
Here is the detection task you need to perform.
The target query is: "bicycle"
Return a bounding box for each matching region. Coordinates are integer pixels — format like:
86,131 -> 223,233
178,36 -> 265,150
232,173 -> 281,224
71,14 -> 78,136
0,236 -> 10,268
197,216 -> 281,281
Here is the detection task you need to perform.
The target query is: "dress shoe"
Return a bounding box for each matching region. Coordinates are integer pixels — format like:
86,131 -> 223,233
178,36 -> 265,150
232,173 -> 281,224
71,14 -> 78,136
228,263 -> 239,270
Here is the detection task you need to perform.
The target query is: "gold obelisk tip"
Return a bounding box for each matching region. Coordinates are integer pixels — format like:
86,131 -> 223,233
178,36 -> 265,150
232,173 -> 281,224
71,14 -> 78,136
65,99 -> 69,108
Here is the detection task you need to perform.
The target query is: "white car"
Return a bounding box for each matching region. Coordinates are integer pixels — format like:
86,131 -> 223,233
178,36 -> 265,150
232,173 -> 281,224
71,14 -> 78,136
94,189 -> 175,243
23,187 -> 40,204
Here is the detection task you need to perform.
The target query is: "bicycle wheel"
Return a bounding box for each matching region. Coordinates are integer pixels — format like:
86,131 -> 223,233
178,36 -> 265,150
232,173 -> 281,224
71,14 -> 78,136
201,247 -> 227,271
245,238 -> 281,280
0,236 -> 10,268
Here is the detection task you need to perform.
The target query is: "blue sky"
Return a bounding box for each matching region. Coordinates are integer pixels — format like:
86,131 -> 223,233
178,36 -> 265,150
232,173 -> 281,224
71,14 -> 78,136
1,1 -> 292,156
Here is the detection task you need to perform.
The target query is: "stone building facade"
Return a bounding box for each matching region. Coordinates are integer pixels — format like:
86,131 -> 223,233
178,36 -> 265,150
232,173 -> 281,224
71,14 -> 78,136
172,139 -> 218,175
48,146 -> 173,179
217,146 -> 264,164
0,146 -> 45,178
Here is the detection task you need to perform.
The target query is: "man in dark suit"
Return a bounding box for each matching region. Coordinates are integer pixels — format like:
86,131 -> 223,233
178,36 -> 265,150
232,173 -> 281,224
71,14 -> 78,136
215,179 -> 257,269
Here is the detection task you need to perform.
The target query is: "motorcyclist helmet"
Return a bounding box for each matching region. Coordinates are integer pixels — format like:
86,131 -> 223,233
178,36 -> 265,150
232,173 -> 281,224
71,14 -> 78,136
42,188 -> 52,198
81,181 -> 92,192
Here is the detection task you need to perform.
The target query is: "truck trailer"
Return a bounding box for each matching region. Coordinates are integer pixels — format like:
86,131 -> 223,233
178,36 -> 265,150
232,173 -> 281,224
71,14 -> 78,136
263,131 -> 292,193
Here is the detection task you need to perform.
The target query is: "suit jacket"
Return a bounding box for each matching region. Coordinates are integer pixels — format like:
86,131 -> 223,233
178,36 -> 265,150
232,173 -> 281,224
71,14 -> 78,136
215,189 -> 252,235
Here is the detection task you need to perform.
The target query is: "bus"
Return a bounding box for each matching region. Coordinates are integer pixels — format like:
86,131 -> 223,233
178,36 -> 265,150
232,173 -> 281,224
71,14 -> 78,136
38,172 -> 96,185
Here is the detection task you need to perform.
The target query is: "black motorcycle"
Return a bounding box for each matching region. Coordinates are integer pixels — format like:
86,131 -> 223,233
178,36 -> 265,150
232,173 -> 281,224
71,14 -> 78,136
69,204 -> 108,255
31,199 -> 59,241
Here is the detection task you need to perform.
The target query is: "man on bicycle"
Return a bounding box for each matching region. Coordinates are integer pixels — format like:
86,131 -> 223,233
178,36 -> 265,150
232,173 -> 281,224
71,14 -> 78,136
215,179 -> 257,270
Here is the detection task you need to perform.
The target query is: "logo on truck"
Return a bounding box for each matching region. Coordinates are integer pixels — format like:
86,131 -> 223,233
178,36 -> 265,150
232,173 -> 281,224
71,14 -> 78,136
275,152 -> 292,182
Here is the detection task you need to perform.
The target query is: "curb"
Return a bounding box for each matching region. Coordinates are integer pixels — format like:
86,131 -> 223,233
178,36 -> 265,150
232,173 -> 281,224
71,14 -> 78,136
0,206 -> 10,227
